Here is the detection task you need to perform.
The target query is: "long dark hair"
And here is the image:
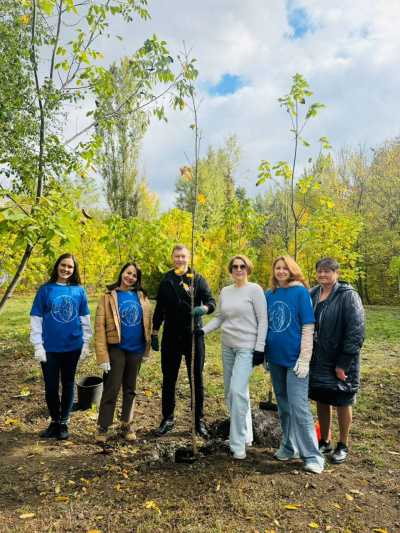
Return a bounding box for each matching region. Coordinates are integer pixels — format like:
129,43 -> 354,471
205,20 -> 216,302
107,262 -> 146,295
45,254 -> 82,286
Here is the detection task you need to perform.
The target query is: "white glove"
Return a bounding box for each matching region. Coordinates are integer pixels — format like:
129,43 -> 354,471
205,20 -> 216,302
34,348 -> 47,363
142,356 -> 149,363
98,362 -> 111,374
293,360 -> 309,378
79,347 -> 90,363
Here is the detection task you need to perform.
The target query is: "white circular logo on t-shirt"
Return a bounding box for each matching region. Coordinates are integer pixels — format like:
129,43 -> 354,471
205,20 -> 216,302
51,295 -> 78,323
119,300 -> 141,327
269,301 -> 292,332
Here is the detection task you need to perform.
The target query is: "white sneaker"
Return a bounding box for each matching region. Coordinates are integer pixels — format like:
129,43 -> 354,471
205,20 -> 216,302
233,450 -> 246,460
274,449 -> 299,461
304,463 -> 324,474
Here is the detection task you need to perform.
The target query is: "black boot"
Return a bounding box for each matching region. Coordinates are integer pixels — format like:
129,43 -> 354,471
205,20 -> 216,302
155,418 -> 175,436
40,421 -> 59,439
195,419 -> 209,438
57,423 -> 69,441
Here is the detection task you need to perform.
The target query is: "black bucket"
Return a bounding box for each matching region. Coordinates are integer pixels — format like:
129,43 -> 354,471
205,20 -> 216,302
76,376 -> 103,410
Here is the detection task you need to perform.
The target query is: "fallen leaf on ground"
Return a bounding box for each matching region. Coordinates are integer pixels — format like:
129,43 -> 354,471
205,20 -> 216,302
308,523 -> 319,528
54,497 -> 69,502
355,506 -> 362,512
68,480 -> 75,485
144,391 -> 153,396
216,483 -> 220,491
345,493 -> 354,501
273,519 -> 280,526
88,530 -> 102,533
333,502 -> 341,508
19,513 -> 35,519
284,505 -> 298,510
373,529 -> 388,533
5,419 -> 19,425
81,477 -> 90,484
64,441 -> 73,446
17,466 -> 23,471
55,486 -> 60,494
388,451 -> 400,455
349,489 -> 362,494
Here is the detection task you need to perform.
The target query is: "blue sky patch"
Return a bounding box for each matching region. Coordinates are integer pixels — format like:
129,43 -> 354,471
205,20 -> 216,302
208,74 -> 244,96
287,7 -> 314,39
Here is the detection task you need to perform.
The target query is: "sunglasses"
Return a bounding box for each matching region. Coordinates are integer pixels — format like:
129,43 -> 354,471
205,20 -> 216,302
232,264 -> 247,270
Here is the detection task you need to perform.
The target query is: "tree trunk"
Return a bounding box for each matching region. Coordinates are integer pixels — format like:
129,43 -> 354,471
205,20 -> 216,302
0,244 -> 33,315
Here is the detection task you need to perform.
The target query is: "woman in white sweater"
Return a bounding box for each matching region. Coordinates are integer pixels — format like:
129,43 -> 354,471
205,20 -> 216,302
195,255 -> 268,459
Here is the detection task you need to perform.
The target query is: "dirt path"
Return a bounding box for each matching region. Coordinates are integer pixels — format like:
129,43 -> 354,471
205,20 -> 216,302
0,346 -> 399,533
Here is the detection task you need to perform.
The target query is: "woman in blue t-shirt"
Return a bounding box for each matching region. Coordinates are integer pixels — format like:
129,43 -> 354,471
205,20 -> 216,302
30,254 -> 92,441
265,255 -> 324,474
94,262 -> 151,444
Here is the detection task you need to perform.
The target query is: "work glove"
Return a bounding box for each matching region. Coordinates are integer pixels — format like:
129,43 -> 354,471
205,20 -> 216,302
79,347 -> 90,363
194,328 -> 205,337
150,334 -> 159,351
98,362 -> 111,374
293,360 -> 309,378
252,350 -> 265,366
34,348 -> 47,363
191,306 -> 205,317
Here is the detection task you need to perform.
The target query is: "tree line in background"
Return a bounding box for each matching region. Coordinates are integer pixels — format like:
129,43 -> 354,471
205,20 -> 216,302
1,0 -> 399,310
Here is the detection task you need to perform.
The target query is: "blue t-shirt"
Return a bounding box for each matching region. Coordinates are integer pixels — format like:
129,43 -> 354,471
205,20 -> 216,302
265,285 -> 315,367
115,290 -> 146,354
31,283 -> 90,353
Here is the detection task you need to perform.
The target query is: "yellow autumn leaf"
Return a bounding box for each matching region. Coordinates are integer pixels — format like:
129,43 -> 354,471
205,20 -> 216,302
184,172 -> 192,180
373,530 -> 388,533
183,283 -> 189,290
273,519 -> 280,526
355,506 -> 362,512
88,530 -> 102,533
96,516 -> 103,519
174,268 -> 184,274
68,480 -> 75,485
186,273 -> 194,278
308,524 -> 320,529
81,477 -> 90,484
197,194 -> 205,205
55,497 -> 70,502
97,52 -> 104,58
333,502 -> 341,508
190,124 -> 195,130
19,513 -> 35,519
345,493 -> 353,501
55,486 -> 60,493
82,487 -> 87,492
23,15 -> 29,24
284,505 -> 298,510
388,451 -> 400,455
216,483 -> 220,491
144,390 -> 153,396
116,484 -> 121,490
5,419 -> 19,425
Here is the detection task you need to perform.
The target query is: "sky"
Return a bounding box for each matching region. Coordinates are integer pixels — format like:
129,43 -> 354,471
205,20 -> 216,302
71,0 -> 400,210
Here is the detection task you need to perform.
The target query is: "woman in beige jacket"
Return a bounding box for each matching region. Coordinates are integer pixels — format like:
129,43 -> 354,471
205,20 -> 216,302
94,262 -> 151,443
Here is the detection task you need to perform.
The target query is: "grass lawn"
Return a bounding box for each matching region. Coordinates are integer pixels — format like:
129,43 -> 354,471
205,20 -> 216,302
0,296 -> 399,532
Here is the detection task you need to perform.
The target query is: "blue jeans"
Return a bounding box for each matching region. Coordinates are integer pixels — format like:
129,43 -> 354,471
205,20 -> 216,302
268,360 -> 324,469
222,345 -> 254,452
41,349 -> 81,424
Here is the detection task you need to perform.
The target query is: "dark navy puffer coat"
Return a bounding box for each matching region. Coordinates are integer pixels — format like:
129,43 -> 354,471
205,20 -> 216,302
309,281 -> 365,395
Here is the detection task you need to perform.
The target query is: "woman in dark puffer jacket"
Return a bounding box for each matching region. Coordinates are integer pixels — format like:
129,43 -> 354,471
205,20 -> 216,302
309,258 -> 365,465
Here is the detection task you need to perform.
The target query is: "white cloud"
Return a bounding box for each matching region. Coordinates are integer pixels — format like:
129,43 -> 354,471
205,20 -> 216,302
60,0 -> 400,208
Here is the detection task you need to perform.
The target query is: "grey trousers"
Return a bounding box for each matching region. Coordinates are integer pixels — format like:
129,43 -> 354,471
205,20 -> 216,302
98,345 -> 143,428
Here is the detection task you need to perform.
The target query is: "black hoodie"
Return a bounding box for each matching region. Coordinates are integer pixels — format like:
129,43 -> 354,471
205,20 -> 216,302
309,281 -> 365,394
152,268 -> 216,339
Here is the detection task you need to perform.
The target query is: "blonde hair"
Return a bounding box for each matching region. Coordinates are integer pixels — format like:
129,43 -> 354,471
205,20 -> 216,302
228,254 -> 254,275
269,255 -> 309,293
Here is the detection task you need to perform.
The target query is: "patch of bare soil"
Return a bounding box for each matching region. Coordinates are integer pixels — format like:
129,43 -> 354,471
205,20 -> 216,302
0,349 -> 399,533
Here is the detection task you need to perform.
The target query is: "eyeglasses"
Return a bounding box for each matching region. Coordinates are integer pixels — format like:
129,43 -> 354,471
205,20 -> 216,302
232,264 -> 247,270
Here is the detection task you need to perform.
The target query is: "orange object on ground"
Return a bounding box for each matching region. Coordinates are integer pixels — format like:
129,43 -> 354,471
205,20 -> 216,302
315,420 -> 321,439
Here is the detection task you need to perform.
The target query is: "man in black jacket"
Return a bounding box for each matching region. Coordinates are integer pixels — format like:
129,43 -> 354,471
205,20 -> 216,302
151,244 -> 216,437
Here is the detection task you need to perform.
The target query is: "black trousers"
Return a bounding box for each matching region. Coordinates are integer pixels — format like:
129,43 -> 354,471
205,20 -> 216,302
161,333 -> 205,421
